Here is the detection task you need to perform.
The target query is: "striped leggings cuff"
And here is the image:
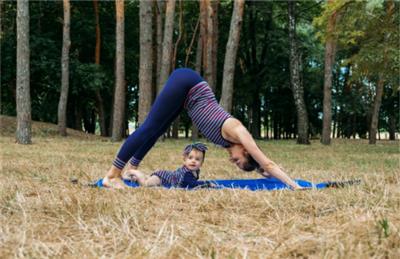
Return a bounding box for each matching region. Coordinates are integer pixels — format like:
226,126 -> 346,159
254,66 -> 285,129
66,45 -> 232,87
129,157 -> 141,167
112,157 -> 126,170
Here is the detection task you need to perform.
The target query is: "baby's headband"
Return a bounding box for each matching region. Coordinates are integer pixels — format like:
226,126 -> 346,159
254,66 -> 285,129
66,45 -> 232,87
183,142 -> 208,155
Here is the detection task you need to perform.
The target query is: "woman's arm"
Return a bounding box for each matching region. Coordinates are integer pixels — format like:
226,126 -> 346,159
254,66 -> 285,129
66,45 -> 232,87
230,122 -> 301,190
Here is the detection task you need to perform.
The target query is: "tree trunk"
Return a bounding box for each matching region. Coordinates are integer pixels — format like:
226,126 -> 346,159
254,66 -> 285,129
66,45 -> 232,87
247,2 -> 261,139
288,1 -> 309,144
387,90 -> 397,140
191,28 -> 202,140
369,1 -> 393,144
332,104 -> 337,138
321,0 -> 338,145
74,101 -> 83,131
92,0 -> 107,136
171,0 -> 183,139
16,0 -> 31,144
93,0 -> 101,65
172,0 -> 183,70
138,0 -> 153,125
84,108 -> 96,134
0,1 -> 3,112
204,0 -> 217,90
369,77 -> 384,144
273,111 -> 278,139
111,0 -> 125,141
158,0 -> 175,93
195,26 -> 203,74
337,63 -> 351,138
155,0 -> 164,93
172,116 -> 180,139
58,0 -> 70,137
220,0 -> 245,113
199,0 -> 207,76
94,92 -> 106,135
250,92 -> 261,139
211,0 -> 219,90
388,112 -> 396,140
265,114 -> 269,139
184,17 -> 200,67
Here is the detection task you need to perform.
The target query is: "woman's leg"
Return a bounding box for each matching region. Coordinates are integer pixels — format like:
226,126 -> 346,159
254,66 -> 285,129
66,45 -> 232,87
104,69 -> 202,188
112,68 -> 203,170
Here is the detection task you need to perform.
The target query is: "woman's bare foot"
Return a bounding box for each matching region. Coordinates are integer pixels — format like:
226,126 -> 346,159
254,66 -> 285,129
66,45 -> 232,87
102,175 -> 126,189
102,165 -> 125,189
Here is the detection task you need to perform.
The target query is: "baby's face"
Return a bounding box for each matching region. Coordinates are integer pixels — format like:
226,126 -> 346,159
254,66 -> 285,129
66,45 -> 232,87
183,149 -> 204,171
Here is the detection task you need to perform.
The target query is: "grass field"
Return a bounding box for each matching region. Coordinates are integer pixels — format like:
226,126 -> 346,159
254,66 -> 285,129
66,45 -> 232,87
1,116 -> 399,258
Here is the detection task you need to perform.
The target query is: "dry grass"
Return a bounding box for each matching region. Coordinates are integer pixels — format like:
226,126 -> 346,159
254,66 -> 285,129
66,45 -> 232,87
1,115 -> 399,258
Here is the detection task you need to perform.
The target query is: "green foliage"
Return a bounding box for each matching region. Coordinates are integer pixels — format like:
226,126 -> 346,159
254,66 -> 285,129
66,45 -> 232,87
70,62 -> 109,94
315,0 -> 399,86
313,0 -> 349,42
377,218 -> 390,238
0,0 -> 397,138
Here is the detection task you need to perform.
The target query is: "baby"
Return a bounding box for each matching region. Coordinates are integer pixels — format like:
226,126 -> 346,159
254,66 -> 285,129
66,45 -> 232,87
126,143 -> 210,188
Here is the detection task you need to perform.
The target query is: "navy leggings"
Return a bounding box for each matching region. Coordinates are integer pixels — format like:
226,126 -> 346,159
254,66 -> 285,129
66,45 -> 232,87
113,68 -> 203,170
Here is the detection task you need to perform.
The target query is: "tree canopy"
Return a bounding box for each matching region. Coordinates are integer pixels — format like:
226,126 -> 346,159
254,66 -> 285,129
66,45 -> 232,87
1,0 -> 398,140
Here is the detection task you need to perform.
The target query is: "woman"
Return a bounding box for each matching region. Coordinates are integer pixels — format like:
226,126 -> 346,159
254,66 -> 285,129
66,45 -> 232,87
103,68 -> 301,190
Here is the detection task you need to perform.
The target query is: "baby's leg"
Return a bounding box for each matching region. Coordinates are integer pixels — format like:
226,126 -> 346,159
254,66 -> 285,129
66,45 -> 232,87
144,175 -> 161,187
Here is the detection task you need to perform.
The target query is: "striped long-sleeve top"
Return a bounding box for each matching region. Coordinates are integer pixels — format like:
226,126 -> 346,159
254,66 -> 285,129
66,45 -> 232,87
184,81 -> 232,148
151,166 -> 201,188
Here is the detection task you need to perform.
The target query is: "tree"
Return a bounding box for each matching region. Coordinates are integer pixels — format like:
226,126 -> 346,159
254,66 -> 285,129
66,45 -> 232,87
155,1 -> 164,91
220,0 -> 245,113
57,0 -> 71,136
211,0 -> 219,90
192,13 -> 203,140
158,0 -> 175,92
368,1 -> 395,144
369,76 -> 385,144
172,0 -> 183,70
138,0 -> 153,125
288,1 -> 310,144
0,1 -> 3,113
171,0 -> 184,139
2,1 -> 397,141
16,0 -> 31,144
111,0 -> 125,141
204,0 -> 218,90
324,0 -> 399,142
321,0 -> 339,145
199,0 -> 207,76
93,0 -> 107,136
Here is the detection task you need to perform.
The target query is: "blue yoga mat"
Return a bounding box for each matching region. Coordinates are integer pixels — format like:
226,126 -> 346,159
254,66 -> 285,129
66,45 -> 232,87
95,177 -> 332,191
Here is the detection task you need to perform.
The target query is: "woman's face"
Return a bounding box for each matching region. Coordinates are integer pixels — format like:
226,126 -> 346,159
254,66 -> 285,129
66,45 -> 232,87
228,145 -> 248,170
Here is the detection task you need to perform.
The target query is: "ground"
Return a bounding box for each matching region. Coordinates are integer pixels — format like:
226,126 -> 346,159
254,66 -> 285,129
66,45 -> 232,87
1,115 -> 399,258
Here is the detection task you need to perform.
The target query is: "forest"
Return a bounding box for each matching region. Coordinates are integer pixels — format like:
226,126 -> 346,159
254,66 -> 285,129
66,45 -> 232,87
1,0 -> 399,144
1,1 -> 399,257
